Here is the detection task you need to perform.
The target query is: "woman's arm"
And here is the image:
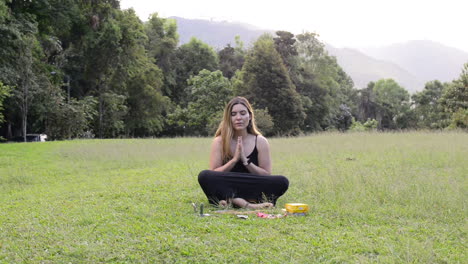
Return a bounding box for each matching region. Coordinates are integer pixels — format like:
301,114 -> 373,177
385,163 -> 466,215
209,136 -> 238,172
244,135 -> 271,175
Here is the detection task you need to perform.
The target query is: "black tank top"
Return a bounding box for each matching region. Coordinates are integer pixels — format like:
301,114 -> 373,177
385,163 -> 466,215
231,135 -> 258,173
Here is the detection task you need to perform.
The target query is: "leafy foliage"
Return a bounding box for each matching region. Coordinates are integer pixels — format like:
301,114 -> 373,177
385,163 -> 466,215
274,30 -> 297,69
293,32 -> 355,131
145,13 -> 179,97
173,37 -> 219,105
373,79 -> 411,129
253,108 -> 274,135
412,80 -> 449,129
440,63 -> 468,129
218,40 -> 245,79
185,70 -> 233,135
0,81 -> 11,125
124,64 -> 169,137
355,79 -> 411,129
0,3 -> 463,139
238,34 -> 305,135
349,117 -> 378,132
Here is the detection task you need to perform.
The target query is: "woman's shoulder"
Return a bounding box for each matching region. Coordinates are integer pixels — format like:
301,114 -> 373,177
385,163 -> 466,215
255,134 -> 269,147
211,136 -> 223,152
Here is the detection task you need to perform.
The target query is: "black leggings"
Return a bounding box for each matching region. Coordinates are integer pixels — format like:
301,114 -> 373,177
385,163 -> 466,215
198,170 -> 289,205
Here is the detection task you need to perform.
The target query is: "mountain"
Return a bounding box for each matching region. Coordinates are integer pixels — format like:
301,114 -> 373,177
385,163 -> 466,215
326,45 -> 424,92
358,40 -> 468,83
171,16 -> 272,49
170,17 -> 466,93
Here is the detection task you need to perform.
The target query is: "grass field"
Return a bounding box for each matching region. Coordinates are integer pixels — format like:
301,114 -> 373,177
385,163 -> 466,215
0,132 -> 466,263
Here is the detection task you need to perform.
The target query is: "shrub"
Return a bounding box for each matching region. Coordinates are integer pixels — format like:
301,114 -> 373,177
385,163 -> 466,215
349,118 -> 378,132
447,108 -> 468,130
254,108 -> 274,135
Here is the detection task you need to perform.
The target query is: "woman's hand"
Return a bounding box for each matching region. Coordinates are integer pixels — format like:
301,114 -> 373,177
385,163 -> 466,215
210,135 -> 271,175
233,136 -> 248,164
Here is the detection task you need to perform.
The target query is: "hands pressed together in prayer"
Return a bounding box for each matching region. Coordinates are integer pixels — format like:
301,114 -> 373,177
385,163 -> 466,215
233,136 -> 249,165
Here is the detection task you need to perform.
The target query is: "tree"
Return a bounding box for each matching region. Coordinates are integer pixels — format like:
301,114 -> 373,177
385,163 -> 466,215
373,79 -> 410,129
0,2 -> 10,129
440,63 -> 468,129
84,13 -> 126,138
0,0 -> 16,72
52,1 -> 127,138
0,0 -> 83,140
0,2 -> 37,140
13,34 -> 40,142
218,42 -> 245,79
218,36 -> 245,79
95,91 -> 127,138
144,13 -> 179,97
0,82 -> 11,126
124,64 -> 169,137
37,88 -> 97,140
67,5 -> 165,138
111,9 -> 170,137
356,80 -> 412,130
253,108 -> 274,135
0,0 -> 7,22
412,80 -> 449,128
273,31 -> 297,70
173,38 -> 219,105
1,0 -> 175,139
237,34 -> 305,135
355,82 -> 379,122
293,32 -> 355,131
185,69 -> 233,135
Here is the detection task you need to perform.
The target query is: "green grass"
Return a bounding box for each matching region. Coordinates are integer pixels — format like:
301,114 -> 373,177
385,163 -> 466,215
0,132 -> 466,263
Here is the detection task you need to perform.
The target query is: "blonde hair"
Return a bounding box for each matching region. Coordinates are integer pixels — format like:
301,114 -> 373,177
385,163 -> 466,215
215,97 -> 261,163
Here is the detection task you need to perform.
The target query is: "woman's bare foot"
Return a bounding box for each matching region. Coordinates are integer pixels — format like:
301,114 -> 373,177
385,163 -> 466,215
218,200 -> 228,208
245,202 -> 274,209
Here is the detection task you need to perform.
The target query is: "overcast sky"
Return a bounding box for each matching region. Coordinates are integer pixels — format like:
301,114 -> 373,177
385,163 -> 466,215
120,0 -> 468,52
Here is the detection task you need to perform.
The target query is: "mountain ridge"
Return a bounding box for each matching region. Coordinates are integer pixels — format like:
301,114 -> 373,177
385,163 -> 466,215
358,40 -> 468,84
325,44 -> 423,92
171,16 -> 273,49
170,16 -> 468,93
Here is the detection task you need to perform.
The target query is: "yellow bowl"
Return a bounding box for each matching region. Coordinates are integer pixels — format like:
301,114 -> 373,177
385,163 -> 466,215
285,203 -> 309,213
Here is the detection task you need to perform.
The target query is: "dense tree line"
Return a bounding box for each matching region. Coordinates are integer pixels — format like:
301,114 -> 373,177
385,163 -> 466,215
0,1 -> 466,141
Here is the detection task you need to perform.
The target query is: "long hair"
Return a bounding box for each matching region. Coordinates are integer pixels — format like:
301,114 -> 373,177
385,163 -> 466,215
215,97 -> 262,163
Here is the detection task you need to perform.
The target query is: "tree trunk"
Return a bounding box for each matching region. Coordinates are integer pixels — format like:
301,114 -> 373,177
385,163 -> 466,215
7,122 -> 12,139
15,35 -> 35,142
99,95 -> 103,138
22,111 -> 27,142
20,86 -> 28,142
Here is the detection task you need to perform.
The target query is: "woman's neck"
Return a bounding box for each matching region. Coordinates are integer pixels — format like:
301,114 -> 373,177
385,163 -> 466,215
233,130 -> 248,139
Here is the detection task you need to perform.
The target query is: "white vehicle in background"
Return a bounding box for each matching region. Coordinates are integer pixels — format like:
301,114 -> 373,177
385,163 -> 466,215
10,134 -> 48,142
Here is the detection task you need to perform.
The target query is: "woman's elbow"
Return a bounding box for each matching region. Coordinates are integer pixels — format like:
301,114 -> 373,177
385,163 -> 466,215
261,168 -> 272,175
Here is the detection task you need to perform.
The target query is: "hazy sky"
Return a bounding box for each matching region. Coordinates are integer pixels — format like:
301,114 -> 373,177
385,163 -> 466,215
120,0 -> 468,52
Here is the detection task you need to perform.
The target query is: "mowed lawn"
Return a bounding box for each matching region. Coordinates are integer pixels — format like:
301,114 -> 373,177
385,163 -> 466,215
0,132 -> 466,263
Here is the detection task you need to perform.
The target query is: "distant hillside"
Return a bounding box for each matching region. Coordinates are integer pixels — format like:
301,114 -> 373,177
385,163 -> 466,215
171,16 -> 272,49
326,45 -> 424,92
170,17 -> 465,93
359,40 -> 468,83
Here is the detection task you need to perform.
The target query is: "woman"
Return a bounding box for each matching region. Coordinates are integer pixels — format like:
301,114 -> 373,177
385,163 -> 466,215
198,97 -> 289,209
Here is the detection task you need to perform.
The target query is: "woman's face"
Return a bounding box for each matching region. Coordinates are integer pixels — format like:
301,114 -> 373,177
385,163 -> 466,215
230,103 -> 251,131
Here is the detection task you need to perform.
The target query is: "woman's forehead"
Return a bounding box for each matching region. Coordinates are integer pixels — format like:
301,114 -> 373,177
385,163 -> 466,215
231,103 -> 248,112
